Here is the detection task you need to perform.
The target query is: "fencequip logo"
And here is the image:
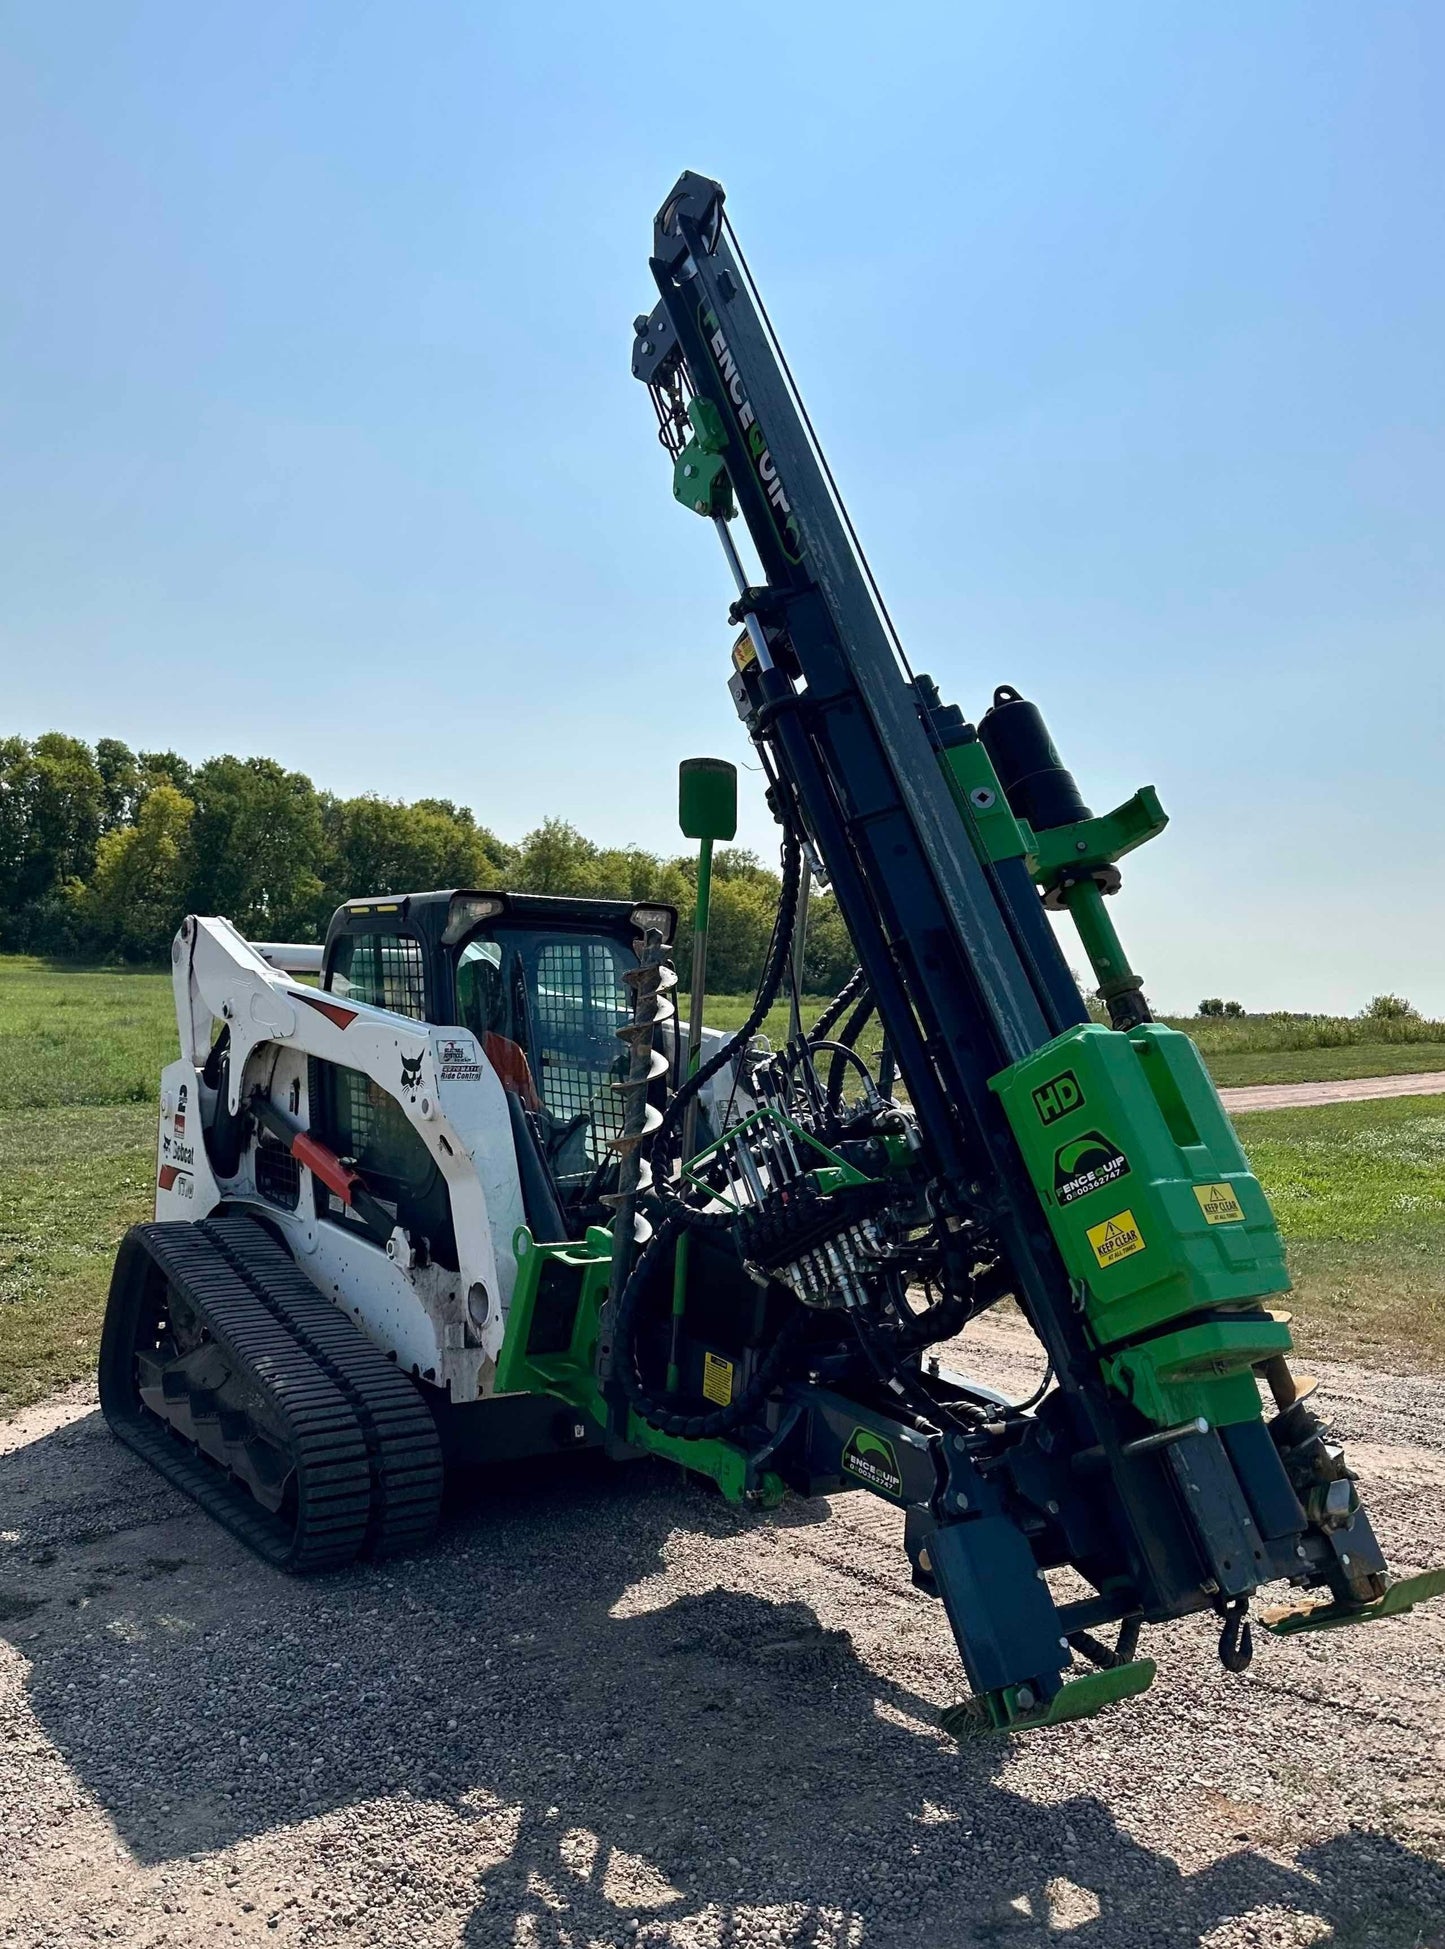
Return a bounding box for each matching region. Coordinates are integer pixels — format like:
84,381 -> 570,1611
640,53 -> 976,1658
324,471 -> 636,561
842,1426 -> 904,1498
700,303 -> 805,565
1032,1069 -> 1085,1127
1053,1130 -> 1129,1207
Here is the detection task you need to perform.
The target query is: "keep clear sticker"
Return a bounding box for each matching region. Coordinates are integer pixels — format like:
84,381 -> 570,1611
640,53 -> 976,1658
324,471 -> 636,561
1194,1182 -> 1244,1225
1086,1209 -> 1146,1271
702,1351 -> 734,1406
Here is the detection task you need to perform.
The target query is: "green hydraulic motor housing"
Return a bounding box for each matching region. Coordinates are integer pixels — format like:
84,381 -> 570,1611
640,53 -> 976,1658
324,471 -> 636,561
917,674 -> 1295,1432
992,1022 -> 1292,1428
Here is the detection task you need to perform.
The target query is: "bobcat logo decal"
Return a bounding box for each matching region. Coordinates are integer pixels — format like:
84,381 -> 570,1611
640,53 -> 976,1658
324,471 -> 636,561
399,1052 -> 425,1101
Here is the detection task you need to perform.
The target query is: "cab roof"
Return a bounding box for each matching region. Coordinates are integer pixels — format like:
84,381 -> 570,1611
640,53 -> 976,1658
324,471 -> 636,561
324,888 -> 677,955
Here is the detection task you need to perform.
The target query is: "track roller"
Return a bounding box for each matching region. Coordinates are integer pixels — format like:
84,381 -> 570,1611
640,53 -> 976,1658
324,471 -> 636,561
100,1216 -> 444,1572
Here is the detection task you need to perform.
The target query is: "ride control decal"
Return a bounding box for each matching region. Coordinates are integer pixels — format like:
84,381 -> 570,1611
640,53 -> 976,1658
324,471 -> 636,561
702,1351 -> 734,1407
1194,1182 -> 1244,1226
1033,1069 -> 1085,1127
1053,1131 -> 1129,1206
437,1035 -> 483,1084
842,1427 -> 905,1498
1086,1210 -> 1146,1271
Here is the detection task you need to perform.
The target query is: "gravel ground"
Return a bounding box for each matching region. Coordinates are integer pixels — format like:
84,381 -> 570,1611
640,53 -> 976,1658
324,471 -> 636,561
1217,1075 -> 1445,1114
2,1313 -> 1443,1949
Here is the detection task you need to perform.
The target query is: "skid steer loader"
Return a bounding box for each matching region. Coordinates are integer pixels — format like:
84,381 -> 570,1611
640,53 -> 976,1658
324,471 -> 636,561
100,170 -> 1442,1732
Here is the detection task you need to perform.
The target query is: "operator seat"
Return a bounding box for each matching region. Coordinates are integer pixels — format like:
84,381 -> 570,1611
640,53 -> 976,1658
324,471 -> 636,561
455,946 -> 542,1113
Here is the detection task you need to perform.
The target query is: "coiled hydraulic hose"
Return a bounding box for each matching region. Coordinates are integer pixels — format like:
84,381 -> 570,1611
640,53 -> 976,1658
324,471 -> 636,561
610,823 -> 805,1437
808,964 -> 866,1043
825,990 -> 876,1110
611,1208 -> 806,1439
645,823 -> 804,1234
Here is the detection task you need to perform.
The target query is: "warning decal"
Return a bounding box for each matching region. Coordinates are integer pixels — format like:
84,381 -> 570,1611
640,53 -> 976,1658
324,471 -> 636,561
1053,1130 -> 1130,1206
1086,1209 -> 1146,1271
702,1351 -> 734,1406
1194,1182 -> 1244,1226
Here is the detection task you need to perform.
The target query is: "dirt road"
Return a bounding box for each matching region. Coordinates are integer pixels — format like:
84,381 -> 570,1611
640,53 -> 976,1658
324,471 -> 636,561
3,1314 -> 1444,1949
1219,1071 -> 1445,1114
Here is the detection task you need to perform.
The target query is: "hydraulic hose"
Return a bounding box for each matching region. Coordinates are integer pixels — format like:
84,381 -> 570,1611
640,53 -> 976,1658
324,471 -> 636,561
611,1208 -> 805,1439
808,965 -> 866,1044
610,823 -> 806,1437
826,991 -> 876,1109
645,823 -> 804,1234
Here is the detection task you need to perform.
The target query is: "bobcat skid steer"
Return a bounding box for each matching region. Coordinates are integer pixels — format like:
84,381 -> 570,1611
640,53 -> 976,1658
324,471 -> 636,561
99,886 -> 742,1571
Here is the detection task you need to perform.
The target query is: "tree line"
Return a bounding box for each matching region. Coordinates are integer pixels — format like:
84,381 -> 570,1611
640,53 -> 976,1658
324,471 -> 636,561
0,732 -> 856,993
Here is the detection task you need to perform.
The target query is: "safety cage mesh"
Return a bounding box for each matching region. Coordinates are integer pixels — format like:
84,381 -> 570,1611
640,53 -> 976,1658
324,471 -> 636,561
532,939 -> 632,1161
331,932 -> 427,1020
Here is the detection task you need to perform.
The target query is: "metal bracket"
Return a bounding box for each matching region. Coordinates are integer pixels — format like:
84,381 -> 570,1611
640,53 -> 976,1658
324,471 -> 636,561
1260,1565 -> 1445,1636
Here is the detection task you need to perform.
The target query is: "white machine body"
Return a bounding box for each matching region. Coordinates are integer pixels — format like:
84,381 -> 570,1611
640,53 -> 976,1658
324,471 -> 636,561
157,915 -> 526,1404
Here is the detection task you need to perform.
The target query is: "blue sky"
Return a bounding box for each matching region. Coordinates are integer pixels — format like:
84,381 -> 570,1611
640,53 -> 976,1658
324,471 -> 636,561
2,2 -> 1441,1012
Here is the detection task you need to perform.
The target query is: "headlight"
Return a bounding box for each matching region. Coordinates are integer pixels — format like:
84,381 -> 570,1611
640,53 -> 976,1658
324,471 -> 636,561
444,894 -> 505,945
630,905 -> 675,942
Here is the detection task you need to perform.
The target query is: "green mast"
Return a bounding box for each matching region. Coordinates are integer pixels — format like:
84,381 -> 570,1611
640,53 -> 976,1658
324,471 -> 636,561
667,758 -> 738,1389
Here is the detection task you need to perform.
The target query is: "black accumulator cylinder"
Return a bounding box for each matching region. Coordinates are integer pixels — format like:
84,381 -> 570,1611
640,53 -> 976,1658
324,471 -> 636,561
977,685 -> 1091,833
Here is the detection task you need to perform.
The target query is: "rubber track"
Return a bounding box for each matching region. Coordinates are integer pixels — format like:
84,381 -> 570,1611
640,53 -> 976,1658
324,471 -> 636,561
200,1214 -> 444,1560
99,1224 -> 372,1572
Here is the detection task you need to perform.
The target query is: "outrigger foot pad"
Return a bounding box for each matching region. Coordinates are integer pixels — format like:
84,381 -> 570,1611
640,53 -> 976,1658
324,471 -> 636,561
941,1658 -> 1157,1739
1260,1567 -> 1445,1637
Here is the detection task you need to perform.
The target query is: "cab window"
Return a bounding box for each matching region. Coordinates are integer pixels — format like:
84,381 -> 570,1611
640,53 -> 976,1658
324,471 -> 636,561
329,932 -> 428,1020
309,1057 -> 457,1268
455,927 -> 635,1182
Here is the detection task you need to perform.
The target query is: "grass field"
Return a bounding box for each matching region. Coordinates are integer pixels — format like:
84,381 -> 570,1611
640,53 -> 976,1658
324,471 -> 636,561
0,960 -> 175,1412
697,991 -> 1445,1090
1232,1096 -> 1445,1370
3,954 -> 1445,1412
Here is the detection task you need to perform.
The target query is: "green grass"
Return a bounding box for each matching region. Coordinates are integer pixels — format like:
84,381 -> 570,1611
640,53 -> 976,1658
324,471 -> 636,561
3,957 -> 1445,1410
1235,1095 -> 1445,1370
0,1104 -> 158,1411
1203,1042 -> 1445,1089
0,955 -> 177,1108
0,957 -> 178,1412
690,993 -> 1445,1090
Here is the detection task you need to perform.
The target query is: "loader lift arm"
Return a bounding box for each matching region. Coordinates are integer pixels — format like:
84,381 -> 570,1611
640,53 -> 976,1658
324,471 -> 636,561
630,170 -> 1437,1726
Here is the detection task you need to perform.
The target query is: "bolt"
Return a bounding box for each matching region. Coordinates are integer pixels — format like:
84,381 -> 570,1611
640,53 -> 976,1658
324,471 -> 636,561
694,499 -> 707,513
683,463 -> 695,476
1015,1685 -> 1036,1710
1076,839 -> 1088,852
1341,1553 -> 1351,1566
1046,1500 -> 1060,1515
918,1547 -> 932,1574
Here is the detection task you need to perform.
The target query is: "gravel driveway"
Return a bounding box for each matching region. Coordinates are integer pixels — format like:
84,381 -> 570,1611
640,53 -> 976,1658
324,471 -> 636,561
1218,1073 -> 1445,1114
3,1314 -> 1443,1949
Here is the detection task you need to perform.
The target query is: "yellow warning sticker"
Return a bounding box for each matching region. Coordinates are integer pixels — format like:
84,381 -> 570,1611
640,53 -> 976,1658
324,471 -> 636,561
702,1351 -> 734,1406
1086,1209 -> 1146,1271
1194,1182 -> 1244,1225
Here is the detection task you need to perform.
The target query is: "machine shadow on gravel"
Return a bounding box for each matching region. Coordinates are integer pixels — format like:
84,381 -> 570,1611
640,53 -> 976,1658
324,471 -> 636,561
2,1418 -> 1443,1949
